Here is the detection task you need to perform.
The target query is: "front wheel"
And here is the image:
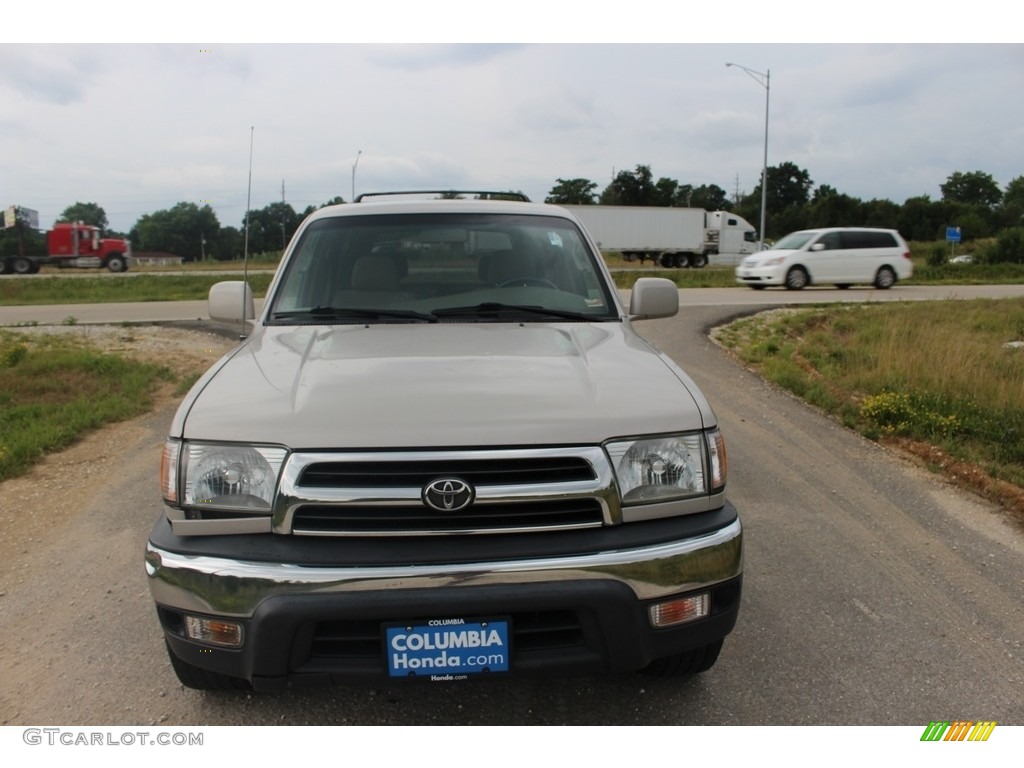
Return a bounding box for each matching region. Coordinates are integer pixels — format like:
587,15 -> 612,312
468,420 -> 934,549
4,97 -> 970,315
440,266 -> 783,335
874,266 -> 896,289
105,254 -> 128,273
785,266 -> 809,290
642,639 -> 723,677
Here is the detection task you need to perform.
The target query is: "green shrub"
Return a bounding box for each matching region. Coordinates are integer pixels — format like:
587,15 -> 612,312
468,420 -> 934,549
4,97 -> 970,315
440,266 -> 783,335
1,342 -> 28,368
979,227 -> 1024,264
860,391 -> 961,439
926,243 -> 948,267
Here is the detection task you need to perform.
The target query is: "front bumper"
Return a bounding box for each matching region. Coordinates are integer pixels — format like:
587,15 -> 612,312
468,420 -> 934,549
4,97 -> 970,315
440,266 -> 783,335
735,265 -> 784,286
147,506 -> 742,687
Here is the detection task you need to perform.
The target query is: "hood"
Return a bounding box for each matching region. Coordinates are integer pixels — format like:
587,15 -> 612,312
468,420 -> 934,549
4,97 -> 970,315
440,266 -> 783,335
176,323 -> 707,448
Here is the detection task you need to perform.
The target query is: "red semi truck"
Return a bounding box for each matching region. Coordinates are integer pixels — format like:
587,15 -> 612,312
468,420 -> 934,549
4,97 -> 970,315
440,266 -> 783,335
0,222 -> 131,274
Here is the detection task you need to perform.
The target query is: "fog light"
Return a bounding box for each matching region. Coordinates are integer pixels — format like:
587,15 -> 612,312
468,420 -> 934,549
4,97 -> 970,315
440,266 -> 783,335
184,616 -> 243,648
649,594 -> 709,628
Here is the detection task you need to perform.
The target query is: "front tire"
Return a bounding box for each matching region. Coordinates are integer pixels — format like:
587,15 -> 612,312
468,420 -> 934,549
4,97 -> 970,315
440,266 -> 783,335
785,266 -> 809,290
874,266 -> 896,289
105,254 -> 128,273
642,639 -> 723,677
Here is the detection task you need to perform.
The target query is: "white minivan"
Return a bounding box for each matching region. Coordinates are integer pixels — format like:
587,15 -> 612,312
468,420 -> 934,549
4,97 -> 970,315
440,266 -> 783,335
735,227 -> 912,290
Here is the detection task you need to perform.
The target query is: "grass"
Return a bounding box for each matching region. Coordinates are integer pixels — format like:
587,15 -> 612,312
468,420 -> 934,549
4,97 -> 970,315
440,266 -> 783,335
0,331 -> 175,482
0,272 -> 276,306
715,299 -> 1024,510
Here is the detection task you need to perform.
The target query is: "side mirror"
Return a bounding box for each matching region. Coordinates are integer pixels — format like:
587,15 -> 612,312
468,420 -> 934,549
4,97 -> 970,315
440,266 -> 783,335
629,277 -> 679,320
209,281 -> 255,324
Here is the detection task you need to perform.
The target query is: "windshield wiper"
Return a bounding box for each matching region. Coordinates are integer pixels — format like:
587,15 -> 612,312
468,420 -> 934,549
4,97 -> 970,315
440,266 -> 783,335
431,303 -> 597,322
272,306 -> 437,323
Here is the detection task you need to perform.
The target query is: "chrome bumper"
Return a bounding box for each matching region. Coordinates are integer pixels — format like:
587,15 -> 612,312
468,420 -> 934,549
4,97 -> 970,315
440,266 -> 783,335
146,518 -> 743,618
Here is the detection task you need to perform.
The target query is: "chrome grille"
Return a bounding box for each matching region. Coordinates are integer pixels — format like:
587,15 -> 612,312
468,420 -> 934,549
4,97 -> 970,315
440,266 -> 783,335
274,447 -> 619,536
298,456 -> 596,487
292,499 -> 605,535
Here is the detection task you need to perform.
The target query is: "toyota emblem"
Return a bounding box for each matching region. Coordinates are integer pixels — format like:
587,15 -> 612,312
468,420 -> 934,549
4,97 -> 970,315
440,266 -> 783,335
422,478 -> 475,512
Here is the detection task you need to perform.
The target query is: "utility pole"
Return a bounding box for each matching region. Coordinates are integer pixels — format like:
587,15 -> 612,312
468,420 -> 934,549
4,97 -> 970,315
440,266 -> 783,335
726,62 -> 771,251
281,179 -> 287,249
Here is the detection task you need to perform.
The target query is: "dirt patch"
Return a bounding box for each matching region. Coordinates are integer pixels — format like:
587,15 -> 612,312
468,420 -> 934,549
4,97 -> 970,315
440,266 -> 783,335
0,325 -> 236,585
884,437 -> 1024,526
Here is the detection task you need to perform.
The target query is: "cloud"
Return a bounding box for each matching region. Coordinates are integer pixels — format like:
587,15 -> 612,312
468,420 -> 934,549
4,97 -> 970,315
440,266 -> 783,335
362,44 -> 525,70
0,47 -> 99,105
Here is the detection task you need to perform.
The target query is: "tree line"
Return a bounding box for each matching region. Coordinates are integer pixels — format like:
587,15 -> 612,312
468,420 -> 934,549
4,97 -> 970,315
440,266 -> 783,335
3,165 -> 1021,261
547,165 -> 1024,245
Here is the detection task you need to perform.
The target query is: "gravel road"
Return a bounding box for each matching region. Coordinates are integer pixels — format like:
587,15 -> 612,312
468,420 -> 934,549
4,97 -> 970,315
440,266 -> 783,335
1,312 -> 1021,727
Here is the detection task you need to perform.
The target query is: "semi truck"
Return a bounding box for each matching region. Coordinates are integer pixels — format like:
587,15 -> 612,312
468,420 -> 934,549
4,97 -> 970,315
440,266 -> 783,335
561,205 -> 758,268
0,221 -> 131,274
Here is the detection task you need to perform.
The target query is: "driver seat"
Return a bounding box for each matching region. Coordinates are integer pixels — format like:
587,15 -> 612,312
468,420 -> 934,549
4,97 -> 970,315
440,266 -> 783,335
479,250 -> 537,286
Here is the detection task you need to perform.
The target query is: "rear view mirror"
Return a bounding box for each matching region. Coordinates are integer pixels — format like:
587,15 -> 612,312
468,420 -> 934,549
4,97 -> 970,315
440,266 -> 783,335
629,277 -> 679,320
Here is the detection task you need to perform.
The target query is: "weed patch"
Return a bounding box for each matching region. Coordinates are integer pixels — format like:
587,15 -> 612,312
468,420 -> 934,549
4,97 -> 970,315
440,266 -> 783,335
716,299 -> 1024,513
0,331 -> 173,481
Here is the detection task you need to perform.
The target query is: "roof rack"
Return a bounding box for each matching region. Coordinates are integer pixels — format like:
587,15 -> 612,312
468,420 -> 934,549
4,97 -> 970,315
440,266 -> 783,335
355,190 -> 531,203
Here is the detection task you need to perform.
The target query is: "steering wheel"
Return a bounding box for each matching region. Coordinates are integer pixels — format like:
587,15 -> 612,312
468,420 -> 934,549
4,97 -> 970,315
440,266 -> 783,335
497,276 -> 558,289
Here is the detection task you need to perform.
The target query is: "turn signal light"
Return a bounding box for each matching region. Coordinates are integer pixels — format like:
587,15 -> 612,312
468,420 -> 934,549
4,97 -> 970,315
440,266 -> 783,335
649,594 -> 709,628
184,616 -> 243,648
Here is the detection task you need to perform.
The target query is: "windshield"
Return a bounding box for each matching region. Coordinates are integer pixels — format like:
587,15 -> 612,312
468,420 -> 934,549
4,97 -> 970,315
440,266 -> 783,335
770,231 -> 818,250
267,212 -> 617,323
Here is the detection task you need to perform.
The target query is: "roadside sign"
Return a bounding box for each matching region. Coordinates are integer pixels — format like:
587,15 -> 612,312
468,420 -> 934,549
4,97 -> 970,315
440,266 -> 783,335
3,206 -> 39,229
946,226 -> 962,243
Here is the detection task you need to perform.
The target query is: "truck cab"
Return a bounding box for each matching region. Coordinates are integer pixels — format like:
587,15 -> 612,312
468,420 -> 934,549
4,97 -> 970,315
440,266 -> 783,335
705,212 -> 758,266
47,222 -> 130,272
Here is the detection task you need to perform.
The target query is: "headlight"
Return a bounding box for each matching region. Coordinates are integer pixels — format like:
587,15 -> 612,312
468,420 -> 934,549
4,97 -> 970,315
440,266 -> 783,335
606,431 -> 726,504
161,439 -> 287,513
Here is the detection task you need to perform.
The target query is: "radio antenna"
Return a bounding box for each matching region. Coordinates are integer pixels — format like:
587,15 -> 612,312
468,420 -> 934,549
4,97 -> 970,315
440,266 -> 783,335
241,126 -> 254,339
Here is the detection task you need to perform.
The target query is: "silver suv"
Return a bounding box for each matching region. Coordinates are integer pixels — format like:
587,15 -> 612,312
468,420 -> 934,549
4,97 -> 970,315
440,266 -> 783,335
147,192 -> 743,690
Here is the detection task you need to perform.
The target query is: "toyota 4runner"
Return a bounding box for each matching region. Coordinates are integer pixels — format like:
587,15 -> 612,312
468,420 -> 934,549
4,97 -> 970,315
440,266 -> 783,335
146,192 -> 743,690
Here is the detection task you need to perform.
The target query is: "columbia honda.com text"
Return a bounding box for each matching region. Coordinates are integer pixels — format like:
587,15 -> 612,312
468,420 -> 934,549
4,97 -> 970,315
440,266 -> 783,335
23,728 -> 203,747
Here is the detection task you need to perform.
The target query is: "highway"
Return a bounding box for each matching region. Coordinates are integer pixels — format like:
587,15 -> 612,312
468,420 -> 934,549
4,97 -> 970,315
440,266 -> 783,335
4,284 -> 1024,326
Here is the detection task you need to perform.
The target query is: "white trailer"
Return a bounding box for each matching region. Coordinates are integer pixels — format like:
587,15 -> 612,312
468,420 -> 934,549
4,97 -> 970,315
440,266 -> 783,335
561,205 -> 758,267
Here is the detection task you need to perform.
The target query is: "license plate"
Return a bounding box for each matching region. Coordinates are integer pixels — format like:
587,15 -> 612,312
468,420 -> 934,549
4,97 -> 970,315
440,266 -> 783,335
385,618 -> 511,679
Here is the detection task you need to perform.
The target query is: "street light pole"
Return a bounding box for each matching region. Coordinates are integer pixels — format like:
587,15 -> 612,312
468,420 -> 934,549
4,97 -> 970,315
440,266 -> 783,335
351,149 -> 362,203
726,62 -> 770,252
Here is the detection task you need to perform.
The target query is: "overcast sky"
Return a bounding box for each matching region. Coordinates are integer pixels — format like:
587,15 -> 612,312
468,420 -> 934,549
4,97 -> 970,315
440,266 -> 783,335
3,8 -> 1022,234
